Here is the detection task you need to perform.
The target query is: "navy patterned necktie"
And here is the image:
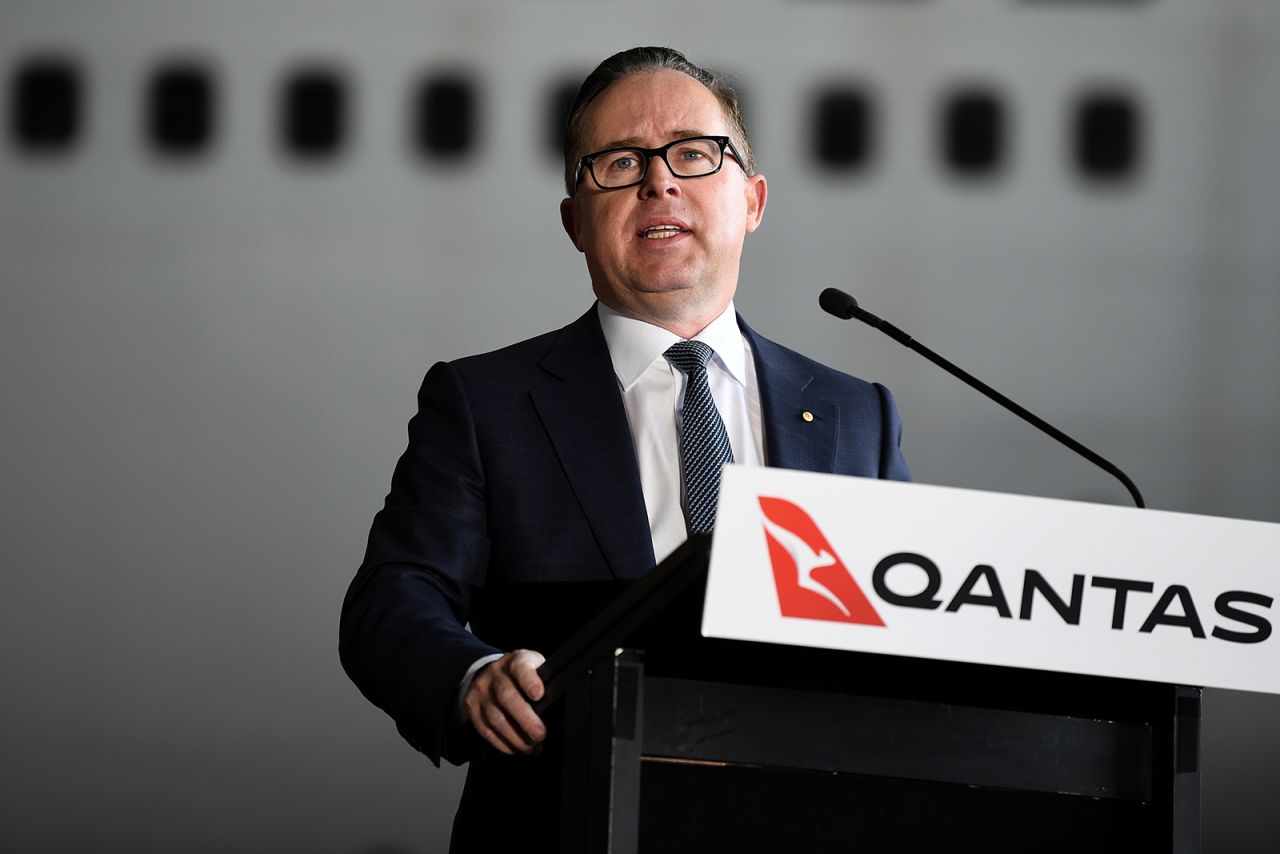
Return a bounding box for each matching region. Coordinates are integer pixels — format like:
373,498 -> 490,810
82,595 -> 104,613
664,340 -> 735,535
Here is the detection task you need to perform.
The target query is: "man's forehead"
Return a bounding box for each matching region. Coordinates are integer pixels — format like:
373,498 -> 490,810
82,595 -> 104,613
595,128 -> 713,152
579,70 -> 728,149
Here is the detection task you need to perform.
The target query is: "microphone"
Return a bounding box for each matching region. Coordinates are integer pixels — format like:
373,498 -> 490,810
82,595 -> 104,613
820,287 -> 1145,509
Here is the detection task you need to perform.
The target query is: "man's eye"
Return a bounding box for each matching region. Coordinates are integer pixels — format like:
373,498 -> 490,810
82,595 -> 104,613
606,155 -> 640,172
677,148 -> 707,161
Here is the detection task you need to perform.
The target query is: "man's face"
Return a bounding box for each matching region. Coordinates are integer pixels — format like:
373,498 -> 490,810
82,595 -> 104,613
560,70 -> 767,337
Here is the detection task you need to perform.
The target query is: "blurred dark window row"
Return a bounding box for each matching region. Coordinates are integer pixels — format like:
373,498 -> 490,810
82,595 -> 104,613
8,55 -> 1143,184
7,56 -> 481,164
814,83 -> 1143,183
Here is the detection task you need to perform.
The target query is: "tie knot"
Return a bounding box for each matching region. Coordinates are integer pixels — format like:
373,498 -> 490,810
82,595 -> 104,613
664,340 -> 715,374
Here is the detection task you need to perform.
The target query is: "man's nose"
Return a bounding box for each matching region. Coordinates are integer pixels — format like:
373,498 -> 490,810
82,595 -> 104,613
639,154 -> 681,197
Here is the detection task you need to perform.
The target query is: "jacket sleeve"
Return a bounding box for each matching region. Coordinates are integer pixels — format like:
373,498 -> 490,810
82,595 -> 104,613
874,382 -> 912,483
339,360 -> 502,766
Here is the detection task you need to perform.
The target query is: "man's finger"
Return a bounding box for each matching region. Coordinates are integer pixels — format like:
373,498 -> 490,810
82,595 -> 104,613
500,697 -> 546,744
491,678 -> 546,744
468,685 -> 534,754
481,701 -> 534,753
509,650 -> 547,702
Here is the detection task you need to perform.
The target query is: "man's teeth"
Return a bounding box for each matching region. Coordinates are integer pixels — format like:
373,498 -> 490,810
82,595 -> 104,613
641,226 -> 684,239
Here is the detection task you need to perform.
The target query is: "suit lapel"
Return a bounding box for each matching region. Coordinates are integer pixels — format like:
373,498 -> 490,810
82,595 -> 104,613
530,307 -> 656,579
741,318 -> 839,473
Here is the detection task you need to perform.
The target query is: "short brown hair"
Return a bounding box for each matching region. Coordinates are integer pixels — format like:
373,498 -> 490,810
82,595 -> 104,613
562,46 -> 755,197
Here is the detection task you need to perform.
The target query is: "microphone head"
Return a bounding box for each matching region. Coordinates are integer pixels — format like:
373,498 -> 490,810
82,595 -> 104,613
819,288 -> 859,319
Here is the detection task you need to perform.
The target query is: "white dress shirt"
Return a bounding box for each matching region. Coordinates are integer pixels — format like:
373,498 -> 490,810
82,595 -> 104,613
596,300 -> 764,562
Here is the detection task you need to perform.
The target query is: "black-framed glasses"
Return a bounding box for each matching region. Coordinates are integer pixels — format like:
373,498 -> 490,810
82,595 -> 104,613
574,135 -> 745,193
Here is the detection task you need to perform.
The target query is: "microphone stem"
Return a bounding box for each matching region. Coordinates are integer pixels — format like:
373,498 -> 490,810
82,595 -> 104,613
872,314 -> 1146,509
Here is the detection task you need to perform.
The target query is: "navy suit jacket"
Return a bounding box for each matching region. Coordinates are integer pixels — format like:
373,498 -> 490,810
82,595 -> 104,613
339,305 -> 909,847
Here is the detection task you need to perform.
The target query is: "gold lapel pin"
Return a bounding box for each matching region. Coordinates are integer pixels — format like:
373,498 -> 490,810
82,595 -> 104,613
801,411 -> 814,422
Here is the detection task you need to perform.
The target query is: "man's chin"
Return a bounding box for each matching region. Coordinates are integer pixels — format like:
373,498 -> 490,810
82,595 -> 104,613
611,286 -> 731,333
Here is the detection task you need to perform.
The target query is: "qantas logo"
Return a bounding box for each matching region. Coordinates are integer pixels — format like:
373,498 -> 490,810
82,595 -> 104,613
756,495 -> 1273,645
759,496 -> 885,626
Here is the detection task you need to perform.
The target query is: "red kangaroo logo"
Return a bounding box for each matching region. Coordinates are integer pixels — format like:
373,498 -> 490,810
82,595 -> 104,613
759,496 -> 885,626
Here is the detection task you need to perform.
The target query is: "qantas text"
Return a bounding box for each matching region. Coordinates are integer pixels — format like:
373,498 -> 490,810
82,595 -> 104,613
872,552 -> 1273,644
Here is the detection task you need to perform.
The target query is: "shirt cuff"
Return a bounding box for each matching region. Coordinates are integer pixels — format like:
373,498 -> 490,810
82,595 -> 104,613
455,652 -> 506,724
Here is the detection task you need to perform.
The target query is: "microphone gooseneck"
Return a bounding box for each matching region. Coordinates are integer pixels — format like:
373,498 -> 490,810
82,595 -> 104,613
820,288 -> 1146,509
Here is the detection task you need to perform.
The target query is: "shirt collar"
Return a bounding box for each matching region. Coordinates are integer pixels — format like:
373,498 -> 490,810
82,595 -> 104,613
597,301 -> 749,391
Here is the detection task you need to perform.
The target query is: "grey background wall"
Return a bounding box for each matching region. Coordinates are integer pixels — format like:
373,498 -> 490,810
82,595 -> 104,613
1,0 -> 1277,851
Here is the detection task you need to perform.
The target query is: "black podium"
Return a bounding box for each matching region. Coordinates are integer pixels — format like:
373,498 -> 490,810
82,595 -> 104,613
537,537 -> 1201,854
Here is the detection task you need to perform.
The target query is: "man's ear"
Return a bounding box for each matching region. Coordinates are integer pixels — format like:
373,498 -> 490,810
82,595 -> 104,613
560,197 -> 584,252
744,173 -> 767,234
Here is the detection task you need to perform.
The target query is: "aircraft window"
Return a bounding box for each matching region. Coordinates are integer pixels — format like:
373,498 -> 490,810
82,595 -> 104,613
11,56 -> 82,153
281,67 -> 347,160
941,87 -> 1007,178
547,77 -> 581,160
813,86 -> 875,172
414,73 -> 477,158
1074,89 -> 1141,183
147,61 -> 215,157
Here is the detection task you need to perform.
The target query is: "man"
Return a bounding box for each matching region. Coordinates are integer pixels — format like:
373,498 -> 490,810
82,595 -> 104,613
340,46 -> 910,852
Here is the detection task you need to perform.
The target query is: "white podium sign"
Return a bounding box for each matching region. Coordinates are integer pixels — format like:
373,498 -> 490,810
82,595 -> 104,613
703,467 -> 1280,695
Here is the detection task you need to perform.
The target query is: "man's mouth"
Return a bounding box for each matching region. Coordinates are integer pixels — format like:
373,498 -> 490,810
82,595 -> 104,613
639,225 -> 689,240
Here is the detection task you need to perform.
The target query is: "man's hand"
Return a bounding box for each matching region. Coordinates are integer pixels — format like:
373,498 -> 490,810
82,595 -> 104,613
463,649 -> 547,755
